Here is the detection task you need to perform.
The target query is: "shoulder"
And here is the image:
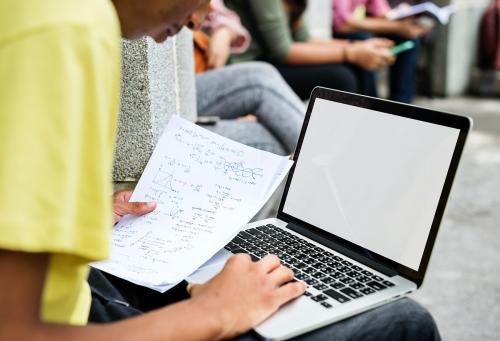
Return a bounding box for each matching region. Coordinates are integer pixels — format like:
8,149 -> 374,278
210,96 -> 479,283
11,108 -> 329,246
0,0 -> 120,47
226,0 -> 282,14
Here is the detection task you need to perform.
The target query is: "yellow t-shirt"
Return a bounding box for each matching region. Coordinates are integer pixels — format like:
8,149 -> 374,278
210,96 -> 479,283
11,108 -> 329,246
0,0 -> 121,325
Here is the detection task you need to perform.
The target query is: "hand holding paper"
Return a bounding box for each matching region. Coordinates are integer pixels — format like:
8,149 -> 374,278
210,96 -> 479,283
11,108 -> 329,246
92,116 -> 293,292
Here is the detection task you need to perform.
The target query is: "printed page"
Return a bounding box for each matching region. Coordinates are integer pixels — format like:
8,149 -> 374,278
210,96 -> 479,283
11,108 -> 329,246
387,2 -> 455,25
92,116 -> 292,291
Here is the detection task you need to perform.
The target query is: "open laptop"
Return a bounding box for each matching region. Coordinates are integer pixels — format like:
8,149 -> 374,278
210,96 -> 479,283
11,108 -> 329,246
190,87 -> 471,340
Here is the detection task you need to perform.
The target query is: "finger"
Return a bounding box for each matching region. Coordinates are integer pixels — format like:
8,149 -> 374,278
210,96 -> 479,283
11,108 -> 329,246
187,282 -> 200,296
121,191 -> 133,202
371,38 -> 393,48
268,266 -> 295,286
226,252 -> 252,266
207,53 -> 216,69
257,254 -> 282,273
380,39 -> 395,48
274,281 -> 307,305
208,52 -> 221,68
213,57 -> 225,69
113,190 -> 132,202
119,201 -> 157,216
380,50 -> 396,65
113,212 -> 122,225
215,52 -> 229,68
367,38 -> 386,47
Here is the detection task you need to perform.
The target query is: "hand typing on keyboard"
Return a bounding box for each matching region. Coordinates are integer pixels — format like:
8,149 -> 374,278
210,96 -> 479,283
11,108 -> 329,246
225,225 -> 396,309
187,253 -> 306,339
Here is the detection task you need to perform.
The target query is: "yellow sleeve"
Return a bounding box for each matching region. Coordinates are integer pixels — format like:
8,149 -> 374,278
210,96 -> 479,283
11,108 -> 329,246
0,25 -> 120,261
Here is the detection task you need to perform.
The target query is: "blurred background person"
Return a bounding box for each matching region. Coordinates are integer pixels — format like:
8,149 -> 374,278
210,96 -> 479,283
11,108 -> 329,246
194,0 -> 250,72
332,0 -> 431,103
194,0 -> 306,155
225,0 -> 396,100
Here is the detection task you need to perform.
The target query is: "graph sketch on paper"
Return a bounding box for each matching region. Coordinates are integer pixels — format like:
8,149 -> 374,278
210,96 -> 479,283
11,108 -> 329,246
92,116 -> 293,291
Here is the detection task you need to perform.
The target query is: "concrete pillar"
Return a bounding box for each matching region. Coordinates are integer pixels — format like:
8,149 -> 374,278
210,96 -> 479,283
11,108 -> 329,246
305,0 -> 333,39
113,29 -> 196,182
430,0 -> 490,96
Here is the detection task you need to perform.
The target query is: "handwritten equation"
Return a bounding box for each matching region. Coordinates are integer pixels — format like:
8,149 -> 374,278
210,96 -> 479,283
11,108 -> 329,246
92,116 -> 293,290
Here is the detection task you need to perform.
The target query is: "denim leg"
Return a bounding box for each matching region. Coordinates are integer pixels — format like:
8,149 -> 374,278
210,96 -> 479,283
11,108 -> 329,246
335,32 -> 379,98
232,298 -> 441,341
272,63 -> 359,99
292,298 -> 440,341
204,120 -> 287,156
196,62 -> 306,154
386,36 -> 420,103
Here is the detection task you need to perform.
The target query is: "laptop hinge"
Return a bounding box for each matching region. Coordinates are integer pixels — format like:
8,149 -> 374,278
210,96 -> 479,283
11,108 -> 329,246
286,221 -> 398,277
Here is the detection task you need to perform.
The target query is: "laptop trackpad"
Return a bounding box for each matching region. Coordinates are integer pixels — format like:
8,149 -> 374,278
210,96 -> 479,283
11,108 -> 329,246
185,249 -> 232,284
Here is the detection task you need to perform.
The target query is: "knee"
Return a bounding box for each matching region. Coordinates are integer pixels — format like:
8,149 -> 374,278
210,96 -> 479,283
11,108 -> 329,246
342,70 -> 359,93
386,298 -> 441,341
244,61 -> 279,75
235,61 -> 283,88
323,65 -> 359,93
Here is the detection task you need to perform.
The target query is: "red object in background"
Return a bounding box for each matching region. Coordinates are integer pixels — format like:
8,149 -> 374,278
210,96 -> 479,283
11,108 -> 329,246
480,0 -> 500,70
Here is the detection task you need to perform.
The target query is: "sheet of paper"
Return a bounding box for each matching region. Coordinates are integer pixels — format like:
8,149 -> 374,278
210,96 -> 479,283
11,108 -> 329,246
387,3 -> 455,25
92,116 -> 293,291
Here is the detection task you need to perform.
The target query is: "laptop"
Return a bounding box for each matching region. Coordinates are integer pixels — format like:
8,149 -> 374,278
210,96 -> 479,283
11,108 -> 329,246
189,87 -> 471,340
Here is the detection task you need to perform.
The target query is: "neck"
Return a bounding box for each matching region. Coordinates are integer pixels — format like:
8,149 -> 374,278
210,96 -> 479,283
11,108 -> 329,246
111,0 -> 144,39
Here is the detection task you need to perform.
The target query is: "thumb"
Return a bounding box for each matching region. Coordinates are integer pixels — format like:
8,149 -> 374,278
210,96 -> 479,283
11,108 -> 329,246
119,201 -> 157,216
374,38 -> 394,48
187,282 -> 201,296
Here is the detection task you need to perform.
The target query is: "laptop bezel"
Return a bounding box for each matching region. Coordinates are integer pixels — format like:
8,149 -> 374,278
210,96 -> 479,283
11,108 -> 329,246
277,87 -> 471,287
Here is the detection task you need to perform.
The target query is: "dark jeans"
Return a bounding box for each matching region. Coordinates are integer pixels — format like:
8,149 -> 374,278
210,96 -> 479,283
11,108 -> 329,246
336,32 -> 420,103
271,63 -> 359,100
88,269 -> 441,341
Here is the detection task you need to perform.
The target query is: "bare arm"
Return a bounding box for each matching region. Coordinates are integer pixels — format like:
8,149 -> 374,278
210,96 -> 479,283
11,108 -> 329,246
0,251 -> 304,341
284,42 -> 346,64
285,38 -> 395,70
0,251 -> 222,341
337,17 -> 431,39
337,17 -> 401,34
207,27 -> 237,69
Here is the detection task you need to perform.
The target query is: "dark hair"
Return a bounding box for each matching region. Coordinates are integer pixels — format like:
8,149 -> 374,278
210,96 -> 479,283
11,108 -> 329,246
283,0 -> 307,27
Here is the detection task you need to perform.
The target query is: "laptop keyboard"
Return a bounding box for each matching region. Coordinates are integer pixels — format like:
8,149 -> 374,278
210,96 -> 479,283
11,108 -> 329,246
224,224 -> 395,309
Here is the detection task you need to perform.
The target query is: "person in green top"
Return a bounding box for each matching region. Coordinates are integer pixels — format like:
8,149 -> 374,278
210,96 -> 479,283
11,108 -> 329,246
225,0 -> 396,99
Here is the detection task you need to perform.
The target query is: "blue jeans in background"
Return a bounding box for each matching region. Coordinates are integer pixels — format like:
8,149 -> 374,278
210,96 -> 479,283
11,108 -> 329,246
337,32 -> 420,103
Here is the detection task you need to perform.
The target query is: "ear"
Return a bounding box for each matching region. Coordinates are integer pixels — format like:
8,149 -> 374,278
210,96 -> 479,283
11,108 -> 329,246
187,1 -> 211,31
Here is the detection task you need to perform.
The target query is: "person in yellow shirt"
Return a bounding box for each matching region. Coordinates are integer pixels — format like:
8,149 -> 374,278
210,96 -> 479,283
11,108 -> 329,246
0,0 -> 306,339
0,0 -> 440,340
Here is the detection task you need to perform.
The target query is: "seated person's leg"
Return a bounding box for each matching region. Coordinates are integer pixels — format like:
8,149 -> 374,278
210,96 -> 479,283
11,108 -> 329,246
334,32 -> 374,41
333,32 -> 379,98
293,298 -> 440,341
386,35 -> 420,103
204,119 -> 287,156
231,298 -> 441,341
273,63 -> 359,100
90,269 -> 440,341
348,63 -> 379,98
88,269 -> 190,323
196,62 -> 306,154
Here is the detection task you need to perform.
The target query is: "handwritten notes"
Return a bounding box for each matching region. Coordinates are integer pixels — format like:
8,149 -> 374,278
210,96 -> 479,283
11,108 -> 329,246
92,116 -> 293,291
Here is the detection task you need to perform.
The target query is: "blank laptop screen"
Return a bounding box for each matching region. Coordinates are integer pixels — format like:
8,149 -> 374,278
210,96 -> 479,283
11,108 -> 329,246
283,98 -> 460,271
